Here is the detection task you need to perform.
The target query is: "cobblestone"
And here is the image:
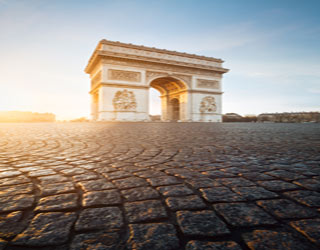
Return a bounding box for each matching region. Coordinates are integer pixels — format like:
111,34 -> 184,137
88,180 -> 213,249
39,182 -> 75,196
257,180 -> 299,191
283,190 -> 320,207
165,195 -> 207,210
0,176 -> 30,186
124,200 -> 167,223
0,170 -> 21,178
12,212 -> 76,246
128,223 -> 179,250
157,184 -> 194,196
0,183 -> 33,197
82,189 -> 121,207
35,193 -> 78,212
0,122 -> 319,249
176,210 -> 230,236
242,230 -> 311,250
70,230 -> 123,250
256,199 -> 318,219
38,175 -> 70,184
0,194 -> 35,212
147,176 -> 181,186
293,178 -> 320,191
232,186 -> 278,200
0,211 -> 25,239
121,186 -> 160,201
113,176 -> 148,189
200,187 -> 245,202
290,219 -> 320,246
77,179 -> 115,192
185,240 -> 242,250
75,207 -> 123,231
214,203 -> 277,227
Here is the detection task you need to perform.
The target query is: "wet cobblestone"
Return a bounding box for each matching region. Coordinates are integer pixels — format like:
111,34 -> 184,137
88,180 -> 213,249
0,122 -> 319,249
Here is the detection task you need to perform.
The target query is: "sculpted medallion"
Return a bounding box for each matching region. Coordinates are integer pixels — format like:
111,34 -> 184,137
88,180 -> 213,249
199,96 -> 217,113
113,89 -> 137,111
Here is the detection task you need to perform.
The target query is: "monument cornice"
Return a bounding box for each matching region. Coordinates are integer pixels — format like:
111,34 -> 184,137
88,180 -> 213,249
85,39 -> 229,74
100,39 -> 223,62
86,52 -> 229,75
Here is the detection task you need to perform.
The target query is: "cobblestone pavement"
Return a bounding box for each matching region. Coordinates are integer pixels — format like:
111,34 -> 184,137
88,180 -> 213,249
0,122 -> 319,250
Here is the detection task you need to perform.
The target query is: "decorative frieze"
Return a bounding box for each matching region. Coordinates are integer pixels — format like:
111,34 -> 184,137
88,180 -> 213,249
108,69 -> 141,82
197,79 -> 219,89
103,59 -> 221,78
112,89 -> 137,111
199,96 -> 217,113
101,43 -> 222,68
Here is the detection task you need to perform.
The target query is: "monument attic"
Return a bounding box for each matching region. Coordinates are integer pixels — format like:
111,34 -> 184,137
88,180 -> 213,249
85,39 -> 229,122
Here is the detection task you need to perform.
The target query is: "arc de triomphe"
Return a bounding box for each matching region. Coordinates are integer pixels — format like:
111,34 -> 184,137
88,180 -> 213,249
85,40 -> 229,122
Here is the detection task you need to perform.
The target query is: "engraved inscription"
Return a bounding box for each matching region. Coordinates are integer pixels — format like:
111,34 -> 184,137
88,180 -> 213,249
108,69 -> 141,82
197,79 -> 219,89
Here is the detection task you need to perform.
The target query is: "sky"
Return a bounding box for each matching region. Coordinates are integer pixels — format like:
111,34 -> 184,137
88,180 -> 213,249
0,0 -> 319,120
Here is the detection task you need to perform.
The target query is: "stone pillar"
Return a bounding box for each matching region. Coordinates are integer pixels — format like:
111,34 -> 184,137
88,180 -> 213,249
91,92 -> 99,121
160,95 -> 168,121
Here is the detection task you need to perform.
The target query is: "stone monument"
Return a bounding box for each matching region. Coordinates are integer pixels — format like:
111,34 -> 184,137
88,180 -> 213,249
85,39 -> 229,122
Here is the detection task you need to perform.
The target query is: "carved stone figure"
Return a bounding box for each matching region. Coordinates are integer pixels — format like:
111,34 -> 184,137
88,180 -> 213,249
113,89 -> 137,111
199,96 -> 217,113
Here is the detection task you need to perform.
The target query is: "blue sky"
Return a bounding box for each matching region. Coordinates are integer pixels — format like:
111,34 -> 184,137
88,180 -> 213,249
0,0 -> 319,119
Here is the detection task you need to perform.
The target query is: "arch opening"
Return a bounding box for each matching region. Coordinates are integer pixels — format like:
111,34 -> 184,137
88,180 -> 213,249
149,77 -> 188,122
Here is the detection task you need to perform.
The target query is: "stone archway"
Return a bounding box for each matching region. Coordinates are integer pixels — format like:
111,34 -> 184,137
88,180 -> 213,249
85,39 -> 229,122
149,76 -> 187,121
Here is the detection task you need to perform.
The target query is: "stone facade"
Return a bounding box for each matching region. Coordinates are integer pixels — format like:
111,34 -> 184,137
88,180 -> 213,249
85,39 -> 229,122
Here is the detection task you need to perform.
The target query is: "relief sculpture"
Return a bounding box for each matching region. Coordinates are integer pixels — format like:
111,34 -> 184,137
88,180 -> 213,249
197,79 -> 219,89
108,69 -> 141,82
199,96 -> 217,113
113,89 -> 137,111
